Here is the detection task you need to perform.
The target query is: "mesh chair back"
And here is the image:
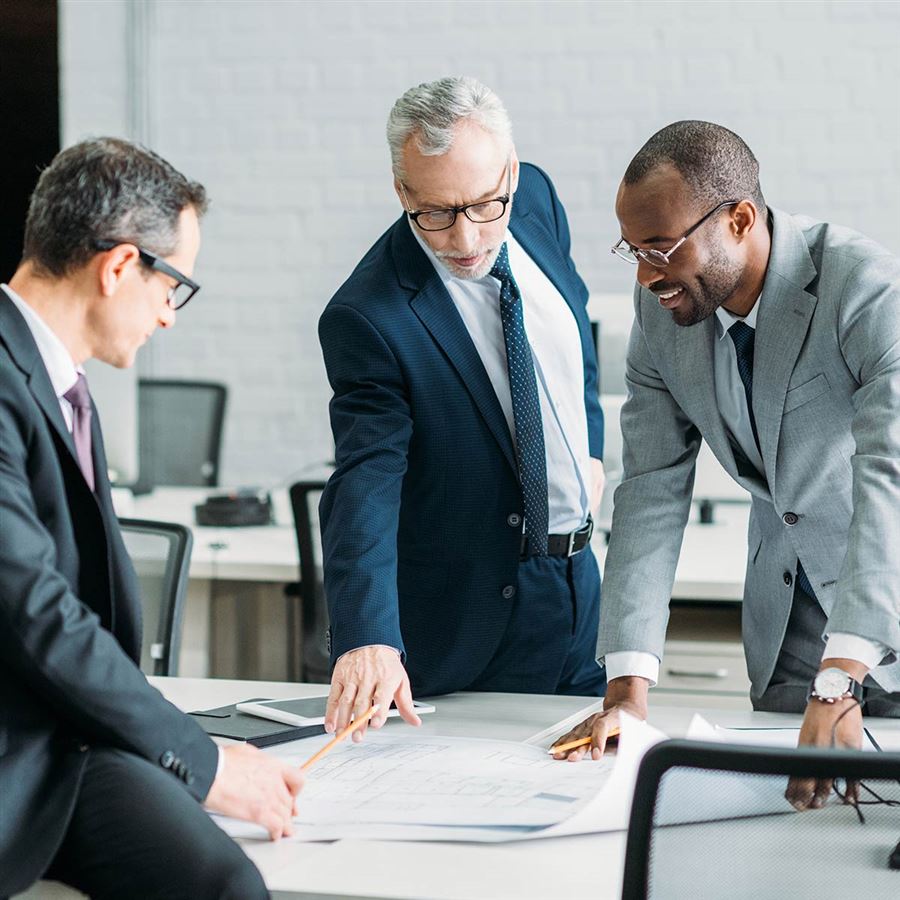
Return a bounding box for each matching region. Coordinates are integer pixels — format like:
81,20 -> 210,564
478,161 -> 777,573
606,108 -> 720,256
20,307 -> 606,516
622,738 -> 900,900
288,481 -> 330,683
138,379 -> 227,488
118,517 -> 193,676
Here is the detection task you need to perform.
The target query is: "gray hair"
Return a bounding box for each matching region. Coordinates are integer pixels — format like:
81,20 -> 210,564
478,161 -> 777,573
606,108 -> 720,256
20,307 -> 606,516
386,76 -> 513,180
624,120 -> 766,217
23,137 -> 208,278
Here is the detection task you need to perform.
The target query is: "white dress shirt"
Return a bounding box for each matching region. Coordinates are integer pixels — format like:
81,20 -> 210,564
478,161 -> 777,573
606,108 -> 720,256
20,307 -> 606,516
2,284 -> 228,778
411,224 -> 592,533
605,295 -> 887,685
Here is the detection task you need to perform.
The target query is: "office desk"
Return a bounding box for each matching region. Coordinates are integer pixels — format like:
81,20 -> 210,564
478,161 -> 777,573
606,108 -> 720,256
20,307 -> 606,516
119,487 -> 750,680
123,487 -> 750,600
149,677 -> 900,900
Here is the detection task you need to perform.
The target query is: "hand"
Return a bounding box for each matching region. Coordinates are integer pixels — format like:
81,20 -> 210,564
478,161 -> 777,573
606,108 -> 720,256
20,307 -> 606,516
204,744 -> 305,840
325,645 -> 422,741
590,457 -> 606,519
550,676 -> 650,762
785,698 -> 863,810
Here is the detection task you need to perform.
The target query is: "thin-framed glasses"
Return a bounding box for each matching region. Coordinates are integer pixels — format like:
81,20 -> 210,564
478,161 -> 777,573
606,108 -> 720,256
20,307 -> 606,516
95,239 -> 201,310
611,199 -> 740,268
401,159 -> 512,232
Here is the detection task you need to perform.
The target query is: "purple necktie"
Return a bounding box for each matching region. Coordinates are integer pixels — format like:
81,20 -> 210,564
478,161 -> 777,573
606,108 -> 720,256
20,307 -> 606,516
63,373 -> 95,491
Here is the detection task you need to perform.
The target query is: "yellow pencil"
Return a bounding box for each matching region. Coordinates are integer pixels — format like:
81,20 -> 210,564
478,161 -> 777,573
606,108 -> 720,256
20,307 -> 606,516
300,704 -> 380,772
547,728 -> 620,755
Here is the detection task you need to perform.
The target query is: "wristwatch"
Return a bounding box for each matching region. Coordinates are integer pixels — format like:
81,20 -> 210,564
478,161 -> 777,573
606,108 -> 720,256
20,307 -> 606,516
807,667 -> 864,704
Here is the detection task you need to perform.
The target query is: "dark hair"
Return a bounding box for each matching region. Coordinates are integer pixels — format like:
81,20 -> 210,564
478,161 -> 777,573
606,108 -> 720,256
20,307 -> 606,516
22,137 -> 208,278
623,120 -> 766,216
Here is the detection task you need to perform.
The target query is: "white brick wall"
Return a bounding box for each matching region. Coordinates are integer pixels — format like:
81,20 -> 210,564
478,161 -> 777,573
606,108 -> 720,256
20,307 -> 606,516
60,0 -> 900,484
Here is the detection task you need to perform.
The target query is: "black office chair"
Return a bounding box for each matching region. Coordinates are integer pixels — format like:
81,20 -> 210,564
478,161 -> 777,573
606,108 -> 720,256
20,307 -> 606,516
285,480 -> 330,683
622,738 -> 900,900
118,517 -> 193,676
137,379 -> 227,489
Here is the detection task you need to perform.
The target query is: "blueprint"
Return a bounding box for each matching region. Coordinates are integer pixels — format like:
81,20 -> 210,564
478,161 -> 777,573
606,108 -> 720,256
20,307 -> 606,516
213,712 -> 667,842
274,733 -> 616,826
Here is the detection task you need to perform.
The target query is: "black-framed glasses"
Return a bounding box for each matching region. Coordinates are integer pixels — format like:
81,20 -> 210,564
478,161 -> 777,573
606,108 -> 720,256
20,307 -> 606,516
400,159 -> 512,232
95,240 -> 200,310
611,199 -> 741,268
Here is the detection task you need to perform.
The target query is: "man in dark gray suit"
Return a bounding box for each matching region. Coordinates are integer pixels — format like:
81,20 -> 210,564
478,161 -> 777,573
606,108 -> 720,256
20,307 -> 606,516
556,121 -> 900,808
0,138 -> 302,898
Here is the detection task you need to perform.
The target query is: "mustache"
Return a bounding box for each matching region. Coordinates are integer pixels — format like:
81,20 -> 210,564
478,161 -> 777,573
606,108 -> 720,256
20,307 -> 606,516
436,248 -> 493,260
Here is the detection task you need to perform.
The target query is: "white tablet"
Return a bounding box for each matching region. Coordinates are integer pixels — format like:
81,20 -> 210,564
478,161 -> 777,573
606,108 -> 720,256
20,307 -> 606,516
235,695 -> 435,727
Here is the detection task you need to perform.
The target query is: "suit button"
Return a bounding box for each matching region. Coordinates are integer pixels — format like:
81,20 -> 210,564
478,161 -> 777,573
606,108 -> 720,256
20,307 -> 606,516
507,513 -> 522,527
78,743 -> 89,753
160,750 -> 175,769
502,585 -> 516,600
783,572 -> 793,587
782,512 -> 799,526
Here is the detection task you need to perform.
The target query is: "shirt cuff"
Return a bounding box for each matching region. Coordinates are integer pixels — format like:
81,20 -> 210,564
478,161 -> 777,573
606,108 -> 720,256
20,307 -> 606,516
336,644 -> 402,665
823,632 -> 888,671
603,651 -> 660,687
215,746 -> 226,781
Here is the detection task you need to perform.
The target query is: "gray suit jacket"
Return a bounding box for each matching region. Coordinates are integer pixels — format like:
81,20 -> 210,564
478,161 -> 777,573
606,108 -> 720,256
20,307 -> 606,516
598,208 -> 900,698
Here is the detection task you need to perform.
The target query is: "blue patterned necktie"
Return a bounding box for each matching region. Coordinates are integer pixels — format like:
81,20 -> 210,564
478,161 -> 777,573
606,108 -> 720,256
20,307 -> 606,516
729,321 -> 816,599
491,243 -> 549,556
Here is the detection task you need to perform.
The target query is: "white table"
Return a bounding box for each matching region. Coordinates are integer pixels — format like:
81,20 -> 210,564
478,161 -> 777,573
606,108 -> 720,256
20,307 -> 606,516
122,486 -> 750,600
148,677 -> 900,900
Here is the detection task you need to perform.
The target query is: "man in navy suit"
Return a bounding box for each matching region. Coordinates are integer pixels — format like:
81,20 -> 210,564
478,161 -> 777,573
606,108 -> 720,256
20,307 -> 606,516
0,138 -> 302,899
319,77 -> 606,739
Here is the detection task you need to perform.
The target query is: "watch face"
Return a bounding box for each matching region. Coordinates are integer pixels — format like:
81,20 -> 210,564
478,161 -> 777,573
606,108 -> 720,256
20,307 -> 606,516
815,668 -> 851,699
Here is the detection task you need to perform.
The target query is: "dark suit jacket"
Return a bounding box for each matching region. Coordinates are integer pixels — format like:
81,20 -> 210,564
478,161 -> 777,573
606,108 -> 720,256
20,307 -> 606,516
0,291 -> 218,895
318,163 -> 603,697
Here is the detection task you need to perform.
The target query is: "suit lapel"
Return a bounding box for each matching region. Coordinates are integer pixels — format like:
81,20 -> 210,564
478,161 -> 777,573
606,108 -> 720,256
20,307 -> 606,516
752,210 -> 818,482
392,219 -> 517,474
0,293 -> 81,463
673,313 -> 772,498
509,211 -> 579,316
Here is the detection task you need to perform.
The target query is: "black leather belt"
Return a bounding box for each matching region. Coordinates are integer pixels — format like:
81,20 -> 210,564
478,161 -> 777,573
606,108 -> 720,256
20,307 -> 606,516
521,518 -> 593,558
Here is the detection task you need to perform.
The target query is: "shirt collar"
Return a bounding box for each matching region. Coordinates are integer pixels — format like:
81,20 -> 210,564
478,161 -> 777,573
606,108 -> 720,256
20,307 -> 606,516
1,284 -> 81,398
714,293 -> 761,340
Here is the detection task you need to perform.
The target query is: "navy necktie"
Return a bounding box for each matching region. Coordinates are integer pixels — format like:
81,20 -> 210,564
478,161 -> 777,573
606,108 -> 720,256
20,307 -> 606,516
491,243 -> 549,556
63,373 -> 95,491
729,321 -> 816,600
728,321 -> 761,451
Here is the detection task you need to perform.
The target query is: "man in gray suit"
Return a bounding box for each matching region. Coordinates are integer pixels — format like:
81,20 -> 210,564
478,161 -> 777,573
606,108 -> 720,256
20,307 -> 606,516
555,121 -> 900,807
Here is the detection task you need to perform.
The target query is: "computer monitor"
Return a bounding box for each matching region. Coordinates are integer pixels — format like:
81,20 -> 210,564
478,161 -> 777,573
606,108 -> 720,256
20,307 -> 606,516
83,358 -> 138,485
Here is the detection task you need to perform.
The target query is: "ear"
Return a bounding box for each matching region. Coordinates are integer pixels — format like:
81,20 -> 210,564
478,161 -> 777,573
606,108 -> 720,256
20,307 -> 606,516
96,243 -> 141,297
731,200 -> 757,241
393,178 -> 409,210
509,148 -> 520,196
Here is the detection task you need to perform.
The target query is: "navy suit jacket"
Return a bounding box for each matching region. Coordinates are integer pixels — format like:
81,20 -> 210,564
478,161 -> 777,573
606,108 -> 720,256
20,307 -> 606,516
318,163 -> 603,697
0,292 -> 217,895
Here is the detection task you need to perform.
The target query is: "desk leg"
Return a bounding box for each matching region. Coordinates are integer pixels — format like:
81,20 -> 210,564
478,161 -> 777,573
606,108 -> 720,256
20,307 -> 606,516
207,580 -> 293,681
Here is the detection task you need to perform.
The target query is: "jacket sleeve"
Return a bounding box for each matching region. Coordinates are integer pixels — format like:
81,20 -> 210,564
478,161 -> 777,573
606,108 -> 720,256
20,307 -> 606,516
0,392 -> 218,801
318,301 -> 413,663
596,287 -> 701,663
528,163 -> 604,459
829,252 -> 900,657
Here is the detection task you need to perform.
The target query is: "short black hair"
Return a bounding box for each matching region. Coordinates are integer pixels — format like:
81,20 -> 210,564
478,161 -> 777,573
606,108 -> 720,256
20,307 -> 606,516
22,137 -> 208,278
623,120 -> 766,216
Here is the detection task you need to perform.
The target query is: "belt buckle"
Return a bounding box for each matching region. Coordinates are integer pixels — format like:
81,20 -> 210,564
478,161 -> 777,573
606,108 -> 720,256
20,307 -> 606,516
567,517 -> 594,557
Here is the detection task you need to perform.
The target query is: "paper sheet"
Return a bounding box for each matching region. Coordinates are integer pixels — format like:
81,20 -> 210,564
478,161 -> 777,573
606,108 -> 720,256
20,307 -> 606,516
213,711 -> 667,843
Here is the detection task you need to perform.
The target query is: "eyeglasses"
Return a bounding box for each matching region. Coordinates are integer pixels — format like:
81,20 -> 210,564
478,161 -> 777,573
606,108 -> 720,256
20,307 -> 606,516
400,160 -> 512,232
95,240 -> 201,310
611,199 -> 740,269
